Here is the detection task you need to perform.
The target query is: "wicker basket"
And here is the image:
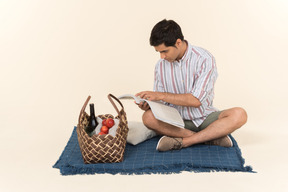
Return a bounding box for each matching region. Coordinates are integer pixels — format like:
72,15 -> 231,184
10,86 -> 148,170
76,94 -> 128,163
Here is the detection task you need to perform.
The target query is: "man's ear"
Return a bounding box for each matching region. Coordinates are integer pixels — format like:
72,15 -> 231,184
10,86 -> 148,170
175,39 -> 182,48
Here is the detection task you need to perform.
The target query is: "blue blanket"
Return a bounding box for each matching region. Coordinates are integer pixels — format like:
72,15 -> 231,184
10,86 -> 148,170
53,127 -> 253,175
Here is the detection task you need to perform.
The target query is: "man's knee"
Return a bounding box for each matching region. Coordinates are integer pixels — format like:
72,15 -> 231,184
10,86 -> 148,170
142,110 -> 156,129
220,107 -> 248,129
230,107 -> 248,128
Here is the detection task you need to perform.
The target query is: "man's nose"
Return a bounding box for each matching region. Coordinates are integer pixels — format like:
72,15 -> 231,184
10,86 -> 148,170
160,53 -> 166,59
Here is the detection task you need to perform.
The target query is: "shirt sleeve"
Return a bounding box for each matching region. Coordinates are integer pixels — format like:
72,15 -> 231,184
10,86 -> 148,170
153,61 -> 165,92
191,56 -> 218,103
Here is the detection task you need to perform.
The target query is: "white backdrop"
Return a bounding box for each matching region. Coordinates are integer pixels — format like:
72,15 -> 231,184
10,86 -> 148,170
1,0 -> 288,191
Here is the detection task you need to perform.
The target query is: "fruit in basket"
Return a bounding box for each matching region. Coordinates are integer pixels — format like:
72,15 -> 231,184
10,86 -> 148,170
100,126 -> 109,134
98,132 -> 106,135
102,119 -> 107,126
106,118 -> 115,128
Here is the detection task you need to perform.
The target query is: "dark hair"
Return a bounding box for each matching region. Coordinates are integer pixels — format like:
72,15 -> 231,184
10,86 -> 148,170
150,19 -> 184,47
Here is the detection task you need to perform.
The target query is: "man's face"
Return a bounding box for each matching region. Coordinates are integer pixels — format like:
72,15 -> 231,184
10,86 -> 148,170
154,43 -> 180,63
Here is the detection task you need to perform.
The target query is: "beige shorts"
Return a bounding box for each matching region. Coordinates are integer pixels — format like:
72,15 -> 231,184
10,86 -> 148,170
184,111 -> 222,132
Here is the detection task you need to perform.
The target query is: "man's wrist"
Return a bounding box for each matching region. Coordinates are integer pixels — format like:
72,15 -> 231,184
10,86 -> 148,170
161,92 -> 168,101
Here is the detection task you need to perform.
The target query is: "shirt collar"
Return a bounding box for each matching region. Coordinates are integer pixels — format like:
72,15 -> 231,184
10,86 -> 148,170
180,40 -> 190,62
173,40 -> 190,65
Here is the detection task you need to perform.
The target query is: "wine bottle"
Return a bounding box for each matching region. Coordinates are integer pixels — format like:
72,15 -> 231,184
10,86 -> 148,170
85,103 -> 98,137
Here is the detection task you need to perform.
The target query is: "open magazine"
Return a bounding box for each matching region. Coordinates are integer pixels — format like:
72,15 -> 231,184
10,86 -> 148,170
118,94 -> 185,128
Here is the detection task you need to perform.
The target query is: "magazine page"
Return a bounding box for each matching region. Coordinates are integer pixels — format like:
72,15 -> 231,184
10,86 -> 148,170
147,101 -> 184,128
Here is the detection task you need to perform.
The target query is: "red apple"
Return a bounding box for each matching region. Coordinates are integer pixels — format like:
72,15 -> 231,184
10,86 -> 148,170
102,119 -> 107,126
106,118 -> 115,128
98,132 -> 106,135
100,126 -> 109,134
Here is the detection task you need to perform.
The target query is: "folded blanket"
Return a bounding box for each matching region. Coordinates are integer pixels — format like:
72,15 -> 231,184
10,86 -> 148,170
53,127 -> 254,175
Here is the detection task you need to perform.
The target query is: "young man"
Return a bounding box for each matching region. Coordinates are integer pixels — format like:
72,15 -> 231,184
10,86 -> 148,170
136,19 -> 247,152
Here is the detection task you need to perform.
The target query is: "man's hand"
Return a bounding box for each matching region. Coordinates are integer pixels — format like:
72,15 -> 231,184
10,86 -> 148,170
135,91 -> 164,101
135,91 -> 164,111
136,101 -> 150,111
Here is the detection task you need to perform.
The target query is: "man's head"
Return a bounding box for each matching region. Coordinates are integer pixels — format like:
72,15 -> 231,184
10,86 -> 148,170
150,19 -> 184,47
150,19 -> 186,62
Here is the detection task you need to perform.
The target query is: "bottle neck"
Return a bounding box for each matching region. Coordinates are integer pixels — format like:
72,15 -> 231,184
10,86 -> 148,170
89,104 -> 95,116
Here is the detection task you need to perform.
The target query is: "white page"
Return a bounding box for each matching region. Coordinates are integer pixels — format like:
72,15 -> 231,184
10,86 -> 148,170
147,101 -> 184,128
118,94 -> 185,128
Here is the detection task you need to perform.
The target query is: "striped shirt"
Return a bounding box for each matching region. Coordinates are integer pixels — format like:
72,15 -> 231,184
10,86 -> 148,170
153,42 -> 218,127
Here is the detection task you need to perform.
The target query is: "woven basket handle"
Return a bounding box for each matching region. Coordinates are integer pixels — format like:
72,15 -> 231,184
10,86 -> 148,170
78,95 -> 91,124
107,93 -> 124,117
78,94 -> 123,125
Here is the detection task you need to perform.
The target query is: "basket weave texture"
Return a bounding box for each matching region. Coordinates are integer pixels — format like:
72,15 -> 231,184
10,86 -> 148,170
76,94 -> 128,164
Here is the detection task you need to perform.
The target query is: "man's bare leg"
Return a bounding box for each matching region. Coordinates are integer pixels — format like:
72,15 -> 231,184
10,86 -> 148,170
142,107 -> 247,148
142,109 -> 195,138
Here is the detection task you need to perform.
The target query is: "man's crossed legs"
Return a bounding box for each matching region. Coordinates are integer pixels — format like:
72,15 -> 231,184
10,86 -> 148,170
142,107 -> 248,152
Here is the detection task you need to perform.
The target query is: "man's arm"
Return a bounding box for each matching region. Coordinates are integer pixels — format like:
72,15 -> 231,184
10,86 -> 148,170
136,91 -> 201,108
